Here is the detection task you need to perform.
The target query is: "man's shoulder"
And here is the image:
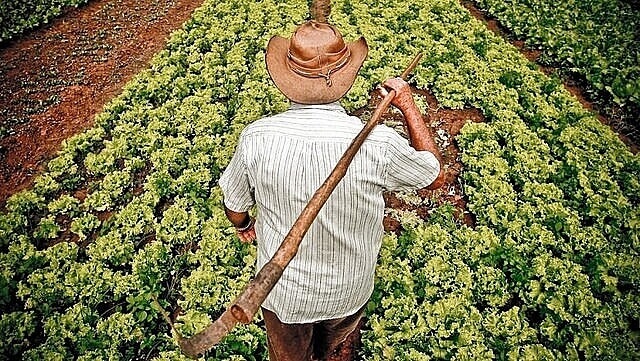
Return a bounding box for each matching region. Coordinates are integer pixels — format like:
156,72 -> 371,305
241,109 -> 356,137
239,114 -> 285,136
239,108 -> 402,146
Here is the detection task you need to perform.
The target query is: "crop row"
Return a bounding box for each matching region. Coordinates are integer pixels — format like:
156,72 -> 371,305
0,0 -> 88,43
1,0 -> 639,359
472,0 -> 640,125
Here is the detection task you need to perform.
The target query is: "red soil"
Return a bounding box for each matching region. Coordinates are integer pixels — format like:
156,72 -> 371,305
0,0 -> 205,207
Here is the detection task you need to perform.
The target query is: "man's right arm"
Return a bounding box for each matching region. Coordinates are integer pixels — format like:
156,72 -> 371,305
218,135 -> 257,243
383,77 -> 445,189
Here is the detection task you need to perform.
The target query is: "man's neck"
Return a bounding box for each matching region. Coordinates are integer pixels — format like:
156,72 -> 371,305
290,101 -> 346,113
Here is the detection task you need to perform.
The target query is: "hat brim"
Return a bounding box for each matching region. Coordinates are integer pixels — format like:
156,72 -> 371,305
265,35 -> 368,105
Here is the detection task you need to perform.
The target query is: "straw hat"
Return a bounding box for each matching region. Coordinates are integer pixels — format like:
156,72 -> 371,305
265,21 -> 368,104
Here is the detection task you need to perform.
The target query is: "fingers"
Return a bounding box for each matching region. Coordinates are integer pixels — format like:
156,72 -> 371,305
237,227 -> 256,243
382,77 -> 409,93
380,77 -> 415,113
382,77 -> 411,102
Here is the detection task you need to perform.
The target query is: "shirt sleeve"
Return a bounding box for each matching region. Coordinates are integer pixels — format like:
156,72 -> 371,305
384,130 -> 441,192
218,135 -> 255,212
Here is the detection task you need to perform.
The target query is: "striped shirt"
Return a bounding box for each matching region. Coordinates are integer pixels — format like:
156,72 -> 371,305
218,102 -> 440,323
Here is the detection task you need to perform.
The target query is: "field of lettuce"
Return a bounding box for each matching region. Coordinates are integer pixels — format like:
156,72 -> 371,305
1,0 -> 639,360
0,0 -> 89,43
472,0 -> 640,135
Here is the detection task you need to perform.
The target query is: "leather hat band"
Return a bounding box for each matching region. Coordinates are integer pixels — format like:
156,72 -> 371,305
287,45 -> 351,87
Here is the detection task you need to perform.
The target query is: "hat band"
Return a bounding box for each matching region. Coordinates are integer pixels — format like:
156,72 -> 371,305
287,46 -> 351,87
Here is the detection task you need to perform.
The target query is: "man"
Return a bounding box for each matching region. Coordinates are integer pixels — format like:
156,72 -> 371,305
218,19 -> 443,361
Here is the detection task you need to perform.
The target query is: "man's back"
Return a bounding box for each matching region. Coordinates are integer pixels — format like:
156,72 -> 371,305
219,102 -> 440,323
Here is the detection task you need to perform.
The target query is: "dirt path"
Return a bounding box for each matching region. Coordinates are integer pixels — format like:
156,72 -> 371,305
0,0 -> 205,206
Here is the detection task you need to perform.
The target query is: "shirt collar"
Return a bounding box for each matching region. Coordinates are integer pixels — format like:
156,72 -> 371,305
289,102 -> 347,114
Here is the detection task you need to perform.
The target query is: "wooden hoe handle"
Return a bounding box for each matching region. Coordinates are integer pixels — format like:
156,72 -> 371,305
176,53 -> 423,359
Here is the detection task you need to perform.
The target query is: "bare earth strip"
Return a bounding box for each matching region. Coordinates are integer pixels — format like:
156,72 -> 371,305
0,0 -> 205,206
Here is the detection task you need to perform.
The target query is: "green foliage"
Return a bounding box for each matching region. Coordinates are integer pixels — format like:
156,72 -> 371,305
33,215 -> 60,240
0,0 -> 89,43
1,0 -> 638,359
84,169 -> 132,211
475,0 -> 640,113
69,213 -> 100,241
15,242 -> 78,316
47,194 -> 81,216
0,311 -> 36,358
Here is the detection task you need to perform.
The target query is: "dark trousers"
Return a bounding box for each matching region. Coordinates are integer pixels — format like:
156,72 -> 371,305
261,306 -> 365,361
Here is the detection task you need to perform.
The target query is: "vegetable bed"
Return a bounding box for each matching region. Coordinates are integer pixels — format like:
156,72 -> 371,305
0,0 -> 89,43
471,0 -> 640,132
1,0 -> 638,359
